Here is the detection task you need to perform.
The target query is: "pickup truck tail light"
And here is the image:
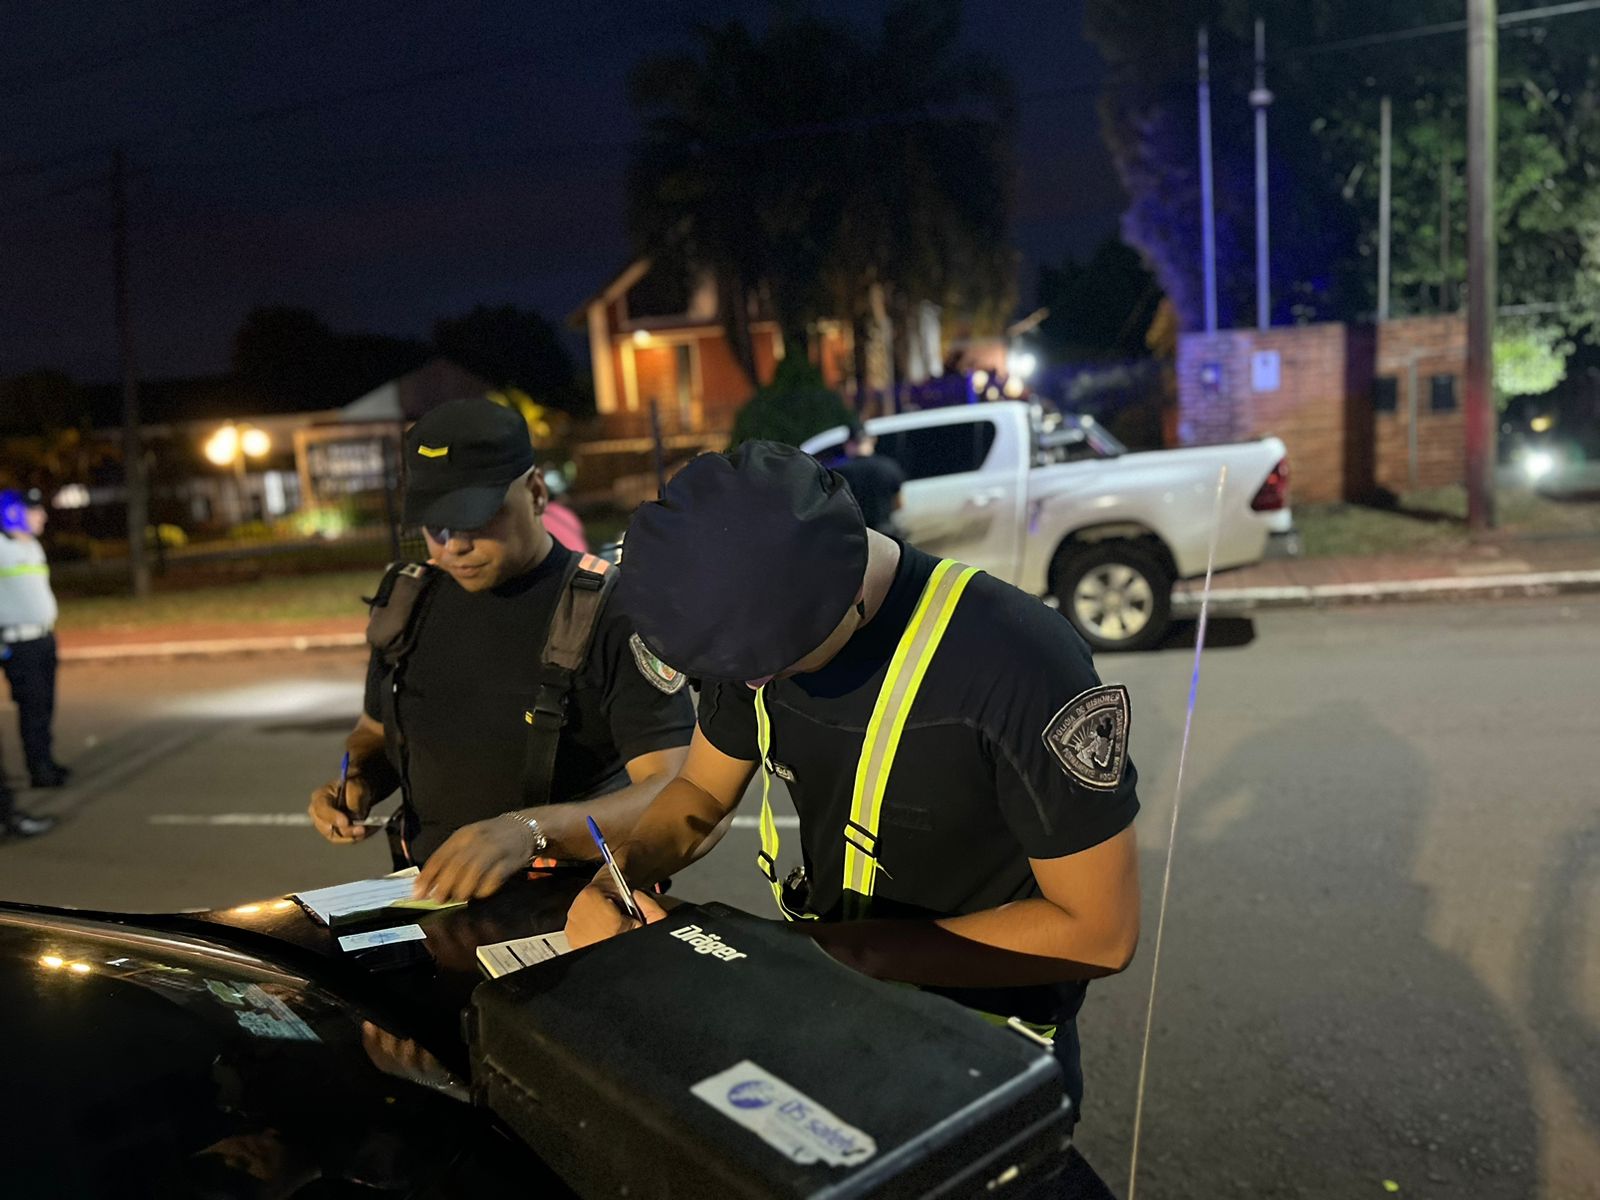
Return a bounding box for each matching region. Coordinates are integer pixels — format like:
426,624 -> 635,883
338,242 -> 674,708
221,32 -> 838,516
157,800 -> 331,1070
1250,458 -> 1289,511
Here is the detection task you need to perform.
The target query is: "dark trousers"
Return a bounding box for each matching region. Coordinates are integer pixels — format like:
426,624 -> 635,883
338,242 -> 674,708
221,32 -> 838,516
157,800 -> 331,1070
2,634 -> 57,780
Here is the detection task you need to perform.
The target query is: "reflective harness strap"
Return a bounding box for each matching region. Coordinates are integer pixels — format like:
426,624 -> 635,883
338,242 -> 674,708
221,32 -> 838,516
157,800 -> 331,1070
754,687 -> 810,921
0,564 -> 47,578
842,559 -> 977,915
754,559 -> 979,923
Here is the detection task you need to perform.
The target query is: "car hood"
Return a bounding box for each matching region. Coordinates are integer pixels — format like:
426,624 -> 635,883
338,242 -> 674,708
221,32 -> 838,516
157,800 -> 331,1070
0,904 -> 542,1197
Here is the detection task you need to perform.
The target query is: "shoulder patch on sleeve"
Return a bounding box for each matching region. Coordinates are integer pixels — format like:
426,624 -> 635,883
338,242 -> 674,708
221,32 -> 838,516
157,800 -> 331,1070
1041,684 -> 1130,791
629,633 -> 687,695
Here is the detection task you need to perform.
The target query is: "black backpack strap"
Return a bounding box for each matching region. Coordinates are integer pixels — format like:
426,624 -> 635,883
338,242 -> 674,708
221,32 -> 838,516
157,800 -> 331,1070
363,561 -> 439,867
365,561 -> 438,663
521,553 -> 618,809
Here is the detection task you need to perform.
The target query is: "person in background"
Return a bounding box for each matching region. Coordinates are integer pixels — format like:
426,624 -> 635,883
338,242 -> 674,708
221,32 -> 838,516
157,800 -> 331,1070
831,418 -> 906,537
540,462 -> 588,553
0,488 -> 63,839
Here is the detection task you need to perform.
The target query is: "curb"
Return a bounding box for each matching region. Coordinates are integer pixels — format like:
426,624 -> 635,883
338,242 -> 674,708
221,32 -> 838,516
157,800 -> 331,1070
60,631 -> 367,663
54,569 -> 1600,662
1172,568 -> 1600,613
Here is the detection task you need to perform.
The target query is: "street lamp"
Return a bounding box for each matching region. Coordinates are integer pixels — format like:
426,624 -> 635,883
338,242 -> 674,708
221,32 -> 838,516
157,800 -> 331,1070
204,422 -> 271,473
1006,350 -> 1037,381
202,421 -> 271,524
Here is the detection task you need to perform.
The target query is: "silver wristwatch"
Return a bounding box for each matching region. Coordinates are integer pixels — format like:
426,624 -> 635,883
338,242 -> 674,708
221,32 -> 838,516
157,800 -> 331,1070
499,811 -> 549,860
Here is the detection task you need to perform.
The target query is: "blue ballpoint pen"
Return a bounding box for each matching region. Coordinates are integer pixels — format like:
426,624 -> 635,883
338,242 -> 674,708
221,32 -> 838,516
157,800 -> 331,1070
334,751 -> 384,829
587,815 -> 647,925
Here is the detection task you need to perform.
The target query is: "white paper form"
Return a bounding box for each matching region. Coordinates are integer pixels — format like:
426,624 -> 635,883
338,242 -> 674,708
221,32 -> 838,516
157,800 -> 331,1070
293,867 -> 463,926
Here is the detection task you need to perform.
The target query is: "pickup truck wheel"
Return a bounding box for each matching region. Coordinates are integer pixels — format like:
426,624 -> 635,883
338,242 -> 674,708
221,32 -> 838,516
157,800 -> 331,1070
1051,544 -> 1173,653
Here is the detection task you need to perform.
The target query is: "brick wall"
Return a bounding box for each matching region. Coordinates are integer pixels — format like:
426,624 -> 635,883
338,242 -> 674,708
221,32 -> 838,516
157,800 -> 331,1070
1178,323 -> 1354,502
1177,315 -> 1466,503
1373,315 -> 1466,494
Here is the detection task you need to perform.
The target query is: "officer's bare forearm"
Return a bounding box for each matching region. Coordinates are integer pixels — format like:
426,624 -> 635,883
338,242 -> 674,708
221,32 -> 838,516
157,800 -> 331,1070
524,771 -> 681,862
807,898 -> 1138,988
346,715 -> 399,801
613,775 -> 736,886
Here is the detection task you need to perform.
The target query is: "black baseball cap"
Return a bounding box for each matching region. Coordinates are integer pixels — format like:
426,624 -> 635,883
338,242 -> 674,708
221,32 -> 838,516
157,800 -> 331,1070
402,397 -> 536,530
618,440 -> 868,682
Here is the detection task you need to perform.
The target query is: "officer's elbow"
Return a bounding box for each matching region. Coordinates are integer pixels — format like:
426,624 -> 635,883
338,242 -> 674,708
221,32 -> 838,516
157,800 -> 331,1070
1082,911 -> 1139,977
1105,920 -> 1140,974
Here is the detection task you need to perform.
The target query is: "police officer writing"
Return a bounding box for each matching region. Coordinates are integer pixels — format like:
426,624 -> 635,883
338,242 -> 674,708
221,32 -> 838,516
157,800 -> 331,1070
567,442 -> 1140,1121
308,398 -> 697,903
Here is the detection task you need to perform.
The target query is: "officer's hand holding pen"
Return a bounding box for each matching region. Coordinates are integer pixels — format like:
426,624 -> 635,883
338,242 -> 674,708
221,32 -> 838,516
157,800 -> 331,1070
308,765 -> 376,844
565,866 -> 666,948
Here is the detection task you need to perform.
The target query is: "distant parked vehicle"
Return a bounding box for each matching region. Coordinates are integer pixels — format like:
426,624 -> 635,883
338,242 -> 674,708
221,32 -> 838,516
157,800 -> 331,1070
804,401 -> 1295,651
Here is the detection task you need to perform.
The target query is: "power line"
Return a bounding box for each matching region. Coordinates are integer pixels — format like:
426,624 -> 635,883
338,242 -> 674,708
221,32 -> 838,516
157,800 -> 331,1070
1291,0 -> 1600,57
0,0 -> 436,190
0,0 -> 277,101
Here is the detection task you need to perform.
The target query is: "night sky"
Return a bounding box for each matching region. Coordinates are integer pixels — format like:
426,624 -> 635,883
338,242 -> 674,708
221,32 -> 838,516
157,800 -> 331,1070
2,0 -> 1123,383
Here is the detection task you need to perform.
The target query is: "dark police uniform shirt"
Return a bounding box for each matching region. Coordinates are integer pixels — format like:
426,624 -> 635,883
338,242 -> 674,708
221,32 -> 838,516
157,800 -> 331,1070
364,545 -> 695,862
831,455 -> 906,535
698,544 -> 1139,1107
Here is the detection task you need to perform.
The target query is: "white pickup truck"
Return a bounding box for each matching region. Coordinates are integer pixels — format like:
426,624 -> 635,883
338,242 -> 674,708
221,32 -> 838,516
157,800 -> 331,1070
802,401 -> 1293,651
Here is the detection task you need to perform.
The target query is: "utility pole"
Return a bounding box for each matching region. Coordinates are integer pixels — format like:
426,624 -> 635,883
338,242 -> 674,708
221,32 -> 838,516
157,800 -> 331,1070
112,147 -> 151,598
1250,18 -> 1273,330
1465,0 -> 1497,530
1197,25 -> 1218,334
1377,96 -> 1392,322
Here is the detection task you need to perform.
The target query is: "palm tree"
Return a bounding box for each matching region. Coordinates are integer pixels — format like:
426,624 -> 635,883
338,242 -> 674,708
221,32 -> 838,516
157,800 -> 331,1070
628,18 -> 855,386
626,1 -> 1017,397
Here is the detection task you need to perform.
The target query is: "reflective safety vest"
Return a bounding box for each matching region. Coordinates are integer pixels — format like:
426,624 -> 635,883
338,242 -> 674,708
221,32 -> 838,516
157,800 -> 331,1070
753,557 -> 979,921
752,558 -> 1059,1048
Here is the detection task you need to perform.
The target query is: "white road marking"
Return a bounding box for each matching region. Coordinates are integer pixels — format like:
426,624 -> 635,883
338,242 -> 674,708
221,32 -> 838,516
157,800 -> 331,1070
148,812 -> 800,828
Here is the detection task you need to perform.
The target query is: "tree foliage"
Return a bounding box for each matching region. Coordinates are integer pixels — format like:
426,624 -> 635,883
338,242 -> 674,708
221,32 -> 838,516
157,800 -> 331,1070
232,306 -> 430,411
1085,0 -> 1600,356
627,0 -> 1017,386
728,357 -> 854,450
1037,237 -> 1163,361
434,305 -> 586,416
1495,319 -> 1572,401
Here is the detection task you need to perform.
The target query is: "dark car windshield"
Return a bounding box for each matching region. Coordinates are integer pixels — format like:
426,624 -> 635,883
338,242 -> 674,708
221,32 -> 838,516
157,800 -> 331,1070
0,909 -> 537,1198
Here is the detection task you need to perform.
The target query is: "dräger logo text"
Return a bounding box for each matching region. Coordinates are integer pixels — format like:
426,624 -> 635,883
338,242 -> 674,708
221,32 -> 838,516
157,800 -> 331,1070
670,924 -> 748,961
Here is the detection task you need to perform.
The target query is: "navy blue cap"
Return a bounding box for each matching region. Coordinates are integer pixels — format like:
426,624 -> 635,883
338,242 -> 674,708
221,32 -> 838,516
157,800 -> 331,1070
403,397 -> 536,529
618,441 -> 867,682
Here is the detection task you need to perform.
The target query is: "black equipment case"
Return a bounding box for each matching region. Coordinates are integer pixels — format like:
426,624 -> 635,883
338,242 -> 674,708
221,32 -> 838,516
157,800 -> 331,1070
468,903 -> 1073,1199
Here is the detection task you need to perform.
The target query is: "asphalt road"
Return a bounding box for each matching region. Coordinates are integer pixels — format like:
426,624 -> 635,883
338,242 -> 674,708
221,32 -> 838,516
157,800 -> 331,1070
2,597 -> 1596,1199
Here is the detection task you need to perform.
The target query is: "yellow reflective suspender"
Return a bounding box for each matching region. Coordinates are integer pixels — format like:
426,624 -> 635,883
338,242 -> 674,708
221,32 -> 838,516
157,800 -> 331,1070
753,685 -> 809,920
754,558 -> 979,922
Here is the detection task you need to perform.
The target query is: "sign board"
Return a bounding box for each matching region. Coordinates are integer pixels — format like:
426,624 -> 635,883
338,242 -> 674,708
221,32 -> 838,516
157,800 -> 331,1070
1251,350 -> 1281,393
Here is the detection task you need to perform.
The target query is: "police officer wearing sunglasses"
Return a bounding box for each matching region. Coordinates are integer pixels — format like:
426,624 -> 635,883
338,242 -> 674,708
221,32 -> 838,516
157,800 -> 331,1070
308,398 -> 697,902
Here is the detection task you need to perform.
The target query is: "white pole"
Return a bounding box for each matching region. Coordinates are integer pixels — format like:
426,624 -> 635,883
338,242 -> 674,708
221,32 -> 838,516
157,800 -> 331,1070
1198,25 -> 1218,334
1378,95 -> 1392,322
1251,18 -> 1273,330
